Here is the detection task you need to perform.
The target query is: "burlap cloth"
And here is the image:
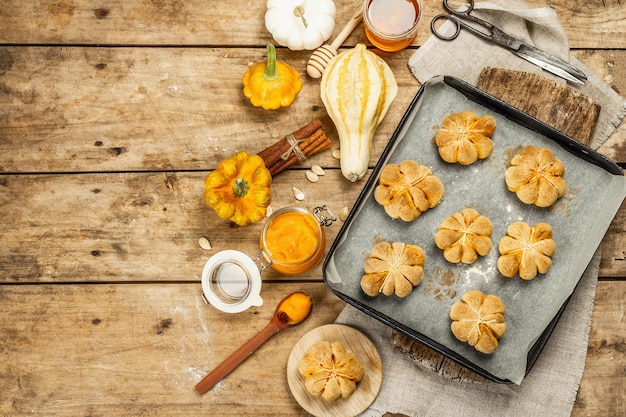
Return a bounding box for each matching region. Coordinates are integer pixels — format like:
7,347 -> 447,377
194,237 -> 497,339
335,1 -> 625,416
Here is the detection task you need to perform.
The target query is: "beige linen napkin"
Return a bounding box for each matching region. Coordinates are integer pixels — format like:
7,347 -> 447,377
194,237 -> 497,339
336,1 -> 624,415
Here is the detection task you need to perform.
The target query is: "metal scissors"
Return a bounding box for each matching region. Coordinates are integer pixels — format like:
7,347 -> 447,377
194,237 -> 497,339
430,0 -> 587,85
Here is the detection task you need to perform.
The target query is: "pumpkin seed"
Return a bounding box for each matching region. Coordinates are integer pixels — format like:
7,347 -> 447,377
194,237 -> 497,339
332,149 -> 341,159
306,171 -> 319,183
198,237 -> 212,251
340,207 -> 350,222
265,205 -> 274,217
292,187 -> 305,201
311,165 -> 325,176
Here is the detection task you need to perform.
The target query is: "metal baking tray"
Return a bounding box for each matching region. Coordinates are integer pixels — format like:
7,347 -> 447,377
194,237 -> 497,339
323,76 -> 625,384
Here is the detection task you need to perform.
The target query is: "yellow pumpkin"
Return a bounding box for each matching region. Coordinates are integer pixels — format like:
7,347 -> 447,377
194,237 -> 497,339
204,151 -> 272,226
243,44 -> 302,110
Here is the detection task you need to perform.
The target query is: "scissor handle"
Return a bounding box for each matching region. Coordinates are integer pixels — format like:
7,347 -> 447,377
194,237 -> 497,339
443,0 -> 475,16
431,0 -> 495,42
430,14 -> 462,40
431,14 -> 463,40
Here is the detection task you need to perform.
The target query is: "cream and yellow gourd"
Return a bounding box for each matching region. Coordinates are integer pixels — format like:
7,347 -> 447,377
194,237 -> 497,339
320,44 -> 398,182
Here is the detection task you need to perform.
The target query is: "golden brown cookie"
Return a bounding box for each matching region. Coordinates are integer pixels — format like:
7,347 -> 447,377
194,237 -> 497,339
450,290 -> 506,354
497,221 -> 556,280
374,160 -> 445,222
435,208 -> 493,264
361,241 -> 426,298
298,341 -> 365,402
435,110 -> 496,165
505,145 -> 566,207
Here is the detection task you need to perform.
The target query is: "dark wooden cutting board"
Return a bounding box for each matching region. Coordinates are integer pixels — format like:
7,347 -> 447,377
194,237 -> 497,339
477,67 -> 600,145
391,67 -> 601,382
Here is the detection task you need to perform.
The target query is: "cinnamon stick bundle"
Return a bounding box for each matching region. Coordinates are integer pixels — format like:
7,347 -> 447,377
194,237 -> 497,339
256,119 -> 333,176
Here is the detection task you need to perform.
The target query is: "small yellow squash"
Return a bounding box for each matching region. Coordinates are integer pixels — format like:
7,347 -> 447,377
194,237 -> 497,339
204,151 -> 272,226
320,44 -> 398,182
243,44 -> 302,110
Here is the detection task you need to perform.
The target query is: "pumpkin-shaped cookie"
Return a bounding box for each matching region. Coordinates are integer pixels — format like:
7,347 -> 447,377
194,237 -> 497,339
497,221 -> 556,280
435,110 -> 496,165
435,208 -> 493,264
450,290 -> 506,354
361,241 -> 425,298
505,145 -> 566,207
374,160 -> 445,222
298,341 -> 364,402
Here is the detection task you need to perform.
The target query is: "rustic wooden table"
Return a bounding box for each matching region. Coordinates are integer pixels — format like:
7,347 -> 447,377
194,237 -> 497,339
1,1 -> 624,416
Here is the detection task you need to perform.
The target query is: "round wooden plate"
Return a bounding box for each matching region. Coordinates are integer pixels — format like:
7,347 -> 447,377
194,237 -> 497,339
287,324 -> 383,417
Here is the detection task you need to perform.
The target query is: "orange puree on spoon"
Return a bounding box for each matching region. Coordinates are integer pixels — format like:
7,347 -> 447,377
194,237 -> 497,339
275,291 -> 313,325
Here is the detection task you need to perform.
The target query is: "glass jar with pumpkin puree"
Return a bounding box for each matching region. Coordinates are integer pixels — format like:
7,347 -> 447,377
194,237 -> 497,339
259,206 -> 335,275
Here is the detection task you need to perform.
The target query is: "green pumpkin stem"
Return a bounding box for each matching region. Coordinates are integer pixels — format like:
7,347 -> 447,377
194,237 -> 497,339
263,44 -> 278,81
233,178 -> 249,197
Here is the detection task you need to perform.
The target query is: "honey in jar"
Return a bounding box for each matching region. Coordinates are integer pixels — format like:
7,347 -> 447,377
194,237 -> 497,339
260,207 -> 326,275
363,0 -> 422,52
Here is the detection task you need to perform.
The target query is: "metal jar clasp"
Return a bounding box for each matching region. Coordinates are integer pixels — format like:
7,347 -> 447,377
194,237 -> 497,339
313,205 -> 336,227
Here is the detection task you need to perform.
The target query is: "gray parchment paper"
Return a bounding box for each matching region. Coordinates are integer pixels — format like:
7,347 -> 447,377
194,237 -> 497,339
324,77 -> 626,384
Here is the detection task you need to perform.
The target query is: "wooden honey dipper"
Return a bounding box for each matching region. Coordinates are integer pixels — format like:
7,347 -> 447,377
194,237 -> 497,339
306,5 -> 364,79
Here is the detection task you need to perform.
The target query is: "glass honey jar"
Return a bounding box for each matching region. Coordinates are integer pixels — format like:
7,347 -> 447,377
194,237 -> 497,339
363,0 -> 422,52
201,206 -> 335,313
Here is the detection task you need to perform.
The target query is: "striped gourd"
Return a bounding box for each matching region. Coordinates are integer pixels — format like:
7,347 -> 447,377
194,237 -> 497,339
320,43 -> 398,182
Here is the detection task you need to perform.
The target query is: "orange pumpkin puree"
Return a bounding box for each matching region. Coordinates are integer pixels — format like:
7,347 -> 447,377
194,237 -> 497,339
263,210 -> 323,274
276,292 -> 313,325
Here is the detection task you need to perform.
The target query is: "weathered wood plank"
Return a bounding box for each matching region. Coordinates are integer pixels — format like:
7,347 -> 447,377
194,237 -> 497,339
600,198 -> 626,278
0,170 -> 365,283
0,1 -> 625,48
0,46 -> 418,173
539,0 -> 626,49
1,47 -> 624,174
0,280 -> 622,416
571,49 -> 626,163
0,282 -> 346,416
572,280 -> 626,417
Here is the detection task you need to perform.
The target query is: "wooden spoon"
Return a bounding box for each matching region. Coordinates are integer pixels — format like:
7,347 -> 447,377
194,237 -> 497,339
306,5 -> 364,79
194,292 -> 312,394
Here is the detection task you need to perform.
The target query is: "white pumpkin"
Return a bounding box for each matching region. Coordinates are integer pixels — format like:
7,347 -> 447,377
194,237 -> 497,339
265,0 -> 336,51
